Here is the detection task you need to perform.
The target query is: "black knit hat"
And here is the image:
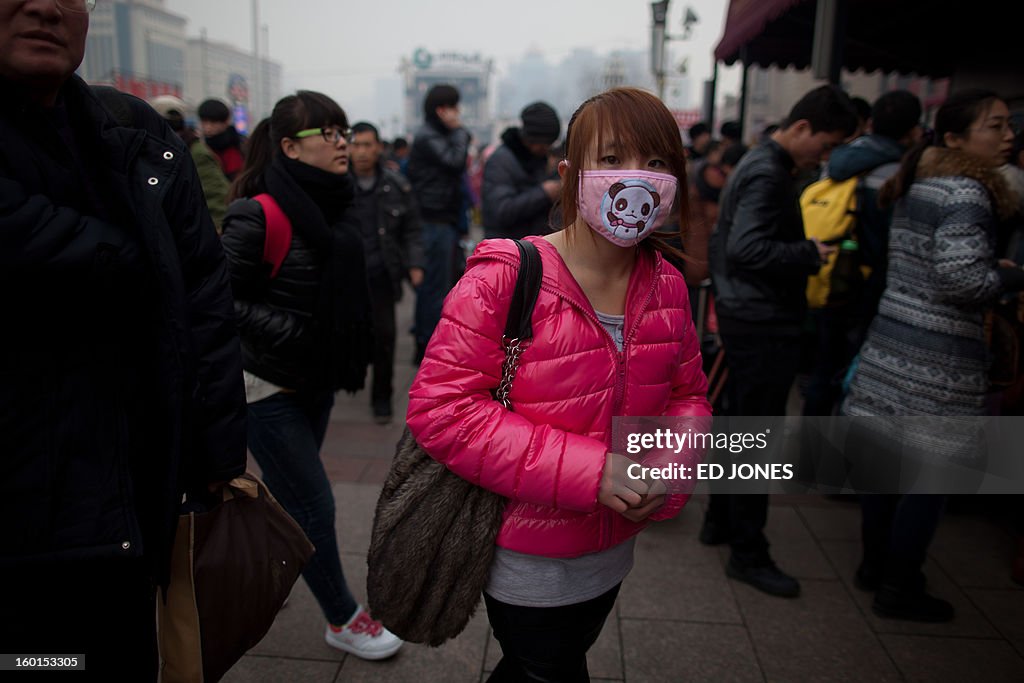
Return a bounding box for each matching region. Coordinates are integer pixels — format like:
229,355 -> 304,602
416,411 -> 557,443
520,101 -> 561,145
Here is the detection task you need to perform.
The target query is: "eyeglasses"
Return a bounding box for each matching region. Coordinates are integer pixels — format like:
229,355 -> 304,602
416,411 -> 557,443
294,127 -> 352,144
971,121 -> 1018,136
56,0 -> 97,12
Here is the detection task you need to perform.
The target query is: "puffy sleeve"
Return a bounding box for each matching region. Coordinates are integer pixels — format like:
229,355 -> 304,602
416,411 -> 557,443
406,259 -> 608,513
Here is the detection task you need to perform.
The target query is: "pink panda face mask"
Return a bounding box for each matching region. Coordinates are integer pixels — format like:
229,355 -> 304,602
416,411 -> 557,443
576,169 -> 678,247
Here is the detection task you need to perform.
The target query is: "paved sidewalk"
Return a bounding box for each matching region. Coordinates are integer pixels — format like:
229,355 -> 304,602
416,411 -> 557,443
222,293 -> 1024,683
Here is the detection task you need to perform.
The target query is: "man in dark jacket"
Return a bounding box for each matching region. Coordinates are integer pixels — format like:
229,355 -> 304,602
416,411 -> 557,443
706,85 -> 857,598
349,121 -> 425,422
0,2 -> 246,678
803,90 -> 922,417
199,97 -> 247,181
482,101 -> 562,239
406,83 -> 471,362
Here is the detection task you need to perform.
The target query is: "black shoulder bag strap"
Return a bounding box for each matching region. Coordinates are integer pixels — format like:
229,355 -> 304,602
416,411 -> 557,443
495,239 -> 543,408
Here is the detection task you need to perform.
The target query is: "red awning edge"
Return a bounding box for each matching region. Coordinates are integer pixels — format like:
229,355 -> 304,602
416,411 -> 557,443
714,0 -> 810,63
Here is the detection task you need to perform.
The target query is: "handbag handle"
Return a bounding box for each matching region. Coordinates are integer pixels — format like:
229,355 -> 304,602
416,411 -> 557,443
495,239 -> 543,408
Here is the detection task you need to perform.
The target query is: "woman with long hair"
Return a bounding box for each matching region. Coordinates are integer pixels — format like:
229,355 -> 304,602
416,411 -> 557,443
844,90 -> 1021,622
221,91 -> 402,659
407,87 -> 711,682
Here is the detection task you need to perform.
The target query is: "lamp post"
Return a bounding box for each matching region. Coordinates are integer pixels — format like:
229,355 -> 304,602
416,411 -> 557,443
650,1 -> 669,100
651,2 -> 700,103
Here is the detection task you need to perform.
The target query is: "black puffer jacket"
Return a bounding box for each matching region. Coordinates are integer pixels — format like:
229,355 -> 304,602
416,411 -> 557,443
482,127 -> 554,240
406,118 -> 471,225
708,140 -> 821,331
361,164 -> 424,302
221,159 -> 372,393
0,76 -> 247,580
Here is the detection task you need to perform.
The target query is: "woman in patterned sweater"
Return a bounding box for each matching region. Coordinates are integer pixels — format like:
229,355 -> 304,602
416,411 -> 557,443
843,90 -> 1021,623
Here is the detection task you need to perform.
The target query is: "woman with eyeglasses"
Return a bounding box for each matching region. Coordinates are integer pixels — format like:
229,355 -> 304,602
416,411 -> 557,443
843,90 -> 1022,623
221,91 -> 403,660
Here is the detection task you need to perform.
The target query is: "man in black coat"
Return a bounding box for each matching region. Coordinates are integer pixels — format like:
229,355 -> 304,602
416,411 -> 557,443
706,85 -> 857,599
406,83 -> 471,362
482,101 -> 562,240
0,2 -> 247,678
349,121 -> 425,423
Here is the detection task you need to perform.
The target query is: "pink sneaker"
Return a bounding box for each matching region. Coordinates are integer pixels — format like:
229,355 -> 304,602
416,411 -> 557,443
325,606 -> 403,660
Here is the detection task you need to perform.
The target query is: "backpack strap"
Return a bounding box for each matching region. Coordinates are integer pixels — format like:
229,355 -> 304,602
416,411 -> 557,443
252,193 -> 292,278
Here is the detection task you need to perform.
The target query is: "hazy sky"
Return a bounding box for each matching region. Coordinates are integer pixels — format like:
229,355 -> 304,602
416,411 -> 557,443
166,0 -> 735,123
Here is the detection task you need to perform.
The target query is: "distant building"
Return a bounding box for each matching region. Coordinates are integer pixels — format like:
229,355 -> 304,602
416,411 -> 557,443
78,0 -> 186,99
737,66 -> 949,146
185,34 -> 282,130
400,48 -> 494,145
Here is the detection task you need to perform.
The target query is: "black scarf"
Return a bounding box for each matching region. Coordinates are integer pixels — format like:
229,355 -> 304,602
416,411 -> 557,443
264,155 -> 371,392
205,125 -> 243,153
502,126 -> 548,174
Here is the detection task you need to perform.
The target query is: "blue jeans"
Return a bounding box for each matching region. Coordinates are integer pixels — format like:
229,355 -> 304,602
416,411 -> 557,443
247,390 -> 358,625
414,221 -> 460,347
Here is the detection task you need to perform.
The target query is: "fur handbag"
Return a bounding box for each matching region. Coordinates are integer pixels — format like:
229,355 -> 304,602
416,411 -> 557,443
367,239 -> 542,646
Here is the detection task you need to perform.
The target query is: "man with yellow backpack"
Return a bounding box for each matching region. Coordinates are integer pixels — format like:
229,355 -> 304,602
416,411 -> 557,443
801,91 -> 924,416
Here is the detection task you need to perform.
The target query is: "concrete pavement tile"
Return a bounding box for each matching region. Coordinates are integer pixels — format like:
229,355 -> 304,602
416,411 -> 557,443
221,655 -> 341,682
820,540 -> 1001,638
336,609 -> 490,683
323,455 -> 369,483
621,619 -> 761,683
360,458 -> 392,485
879,634 -> 1024,682
930,515 -> 1020,590
332,481 -> 382,558
798,503 -> 862,542
735,579 -> 901,682
620,536 -> 740,622
247,579 -> 345,661
763,505 -> 816,541
767,537 -> 837,580
963,588 -> 1024,654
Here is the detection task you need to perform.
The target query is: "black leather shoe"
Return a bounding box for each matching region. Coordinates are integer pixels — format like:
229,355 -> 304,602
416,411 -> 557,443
699,519 -> 730,546
726,558 -> 801,598
872,585 -> 954,622
854,563 -> 882,592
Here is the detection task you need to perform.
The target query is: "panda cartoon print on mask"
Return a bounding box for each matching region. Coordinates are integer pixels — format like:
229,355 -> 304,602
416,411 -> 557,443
577,169 -> 678,247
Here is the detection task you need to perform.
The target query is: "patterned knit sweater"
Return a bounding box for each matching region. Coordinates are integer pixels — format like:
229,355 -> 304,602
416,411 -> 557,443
844,148 -> 1016,435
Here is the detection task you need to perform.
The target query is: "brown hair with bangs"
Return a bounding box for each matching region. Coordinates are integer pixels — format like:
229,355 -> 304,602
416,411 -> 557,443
559,87 -> 688,258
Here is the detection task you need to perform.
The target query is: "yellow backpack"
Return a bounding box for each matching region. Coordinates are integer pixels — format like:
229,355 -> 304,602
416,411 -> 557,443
801,176 -> 872,308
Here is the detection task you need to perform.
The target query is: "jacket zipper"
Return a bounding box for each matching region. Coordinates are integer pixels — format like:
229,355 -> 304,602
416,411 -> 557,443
551,259 -> 660,550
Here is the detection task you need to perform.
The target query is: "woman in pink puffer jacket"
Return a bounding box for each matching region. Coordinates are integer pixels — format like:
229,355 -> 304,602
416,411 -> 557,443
407,87 -> 711,682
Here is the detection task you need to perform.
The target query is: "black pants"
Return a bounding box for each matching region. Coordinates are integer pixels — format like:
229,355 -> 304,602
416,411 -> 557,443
484,585 -> 620,683
368,270 -> 397,409
861,494 -> 946,589
803,307 -> 865,416
708,331 -> 802,567
0,558 -> 158,681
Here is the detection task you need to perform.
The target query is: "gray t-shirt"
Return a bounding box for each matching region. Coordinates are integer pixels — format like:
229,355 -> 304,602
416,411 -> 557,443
485,310 -> 633,607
